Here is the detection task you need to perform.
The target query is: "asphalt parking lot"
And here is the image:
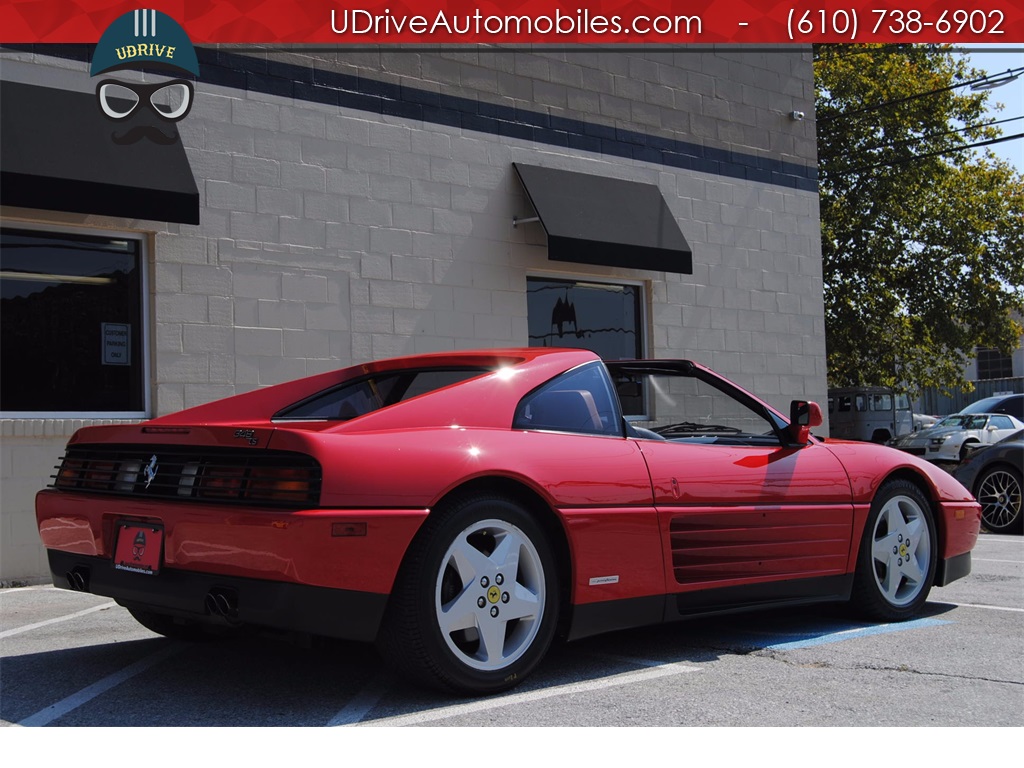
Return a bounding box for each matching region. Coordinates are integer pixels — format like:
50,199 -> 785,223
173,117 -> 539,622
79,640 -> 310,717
2,533 -> 1021,732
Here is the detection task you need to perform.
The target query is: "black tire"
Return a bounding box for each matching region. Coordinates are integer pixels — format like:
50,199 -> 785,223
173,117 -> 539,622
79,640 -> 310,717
377,494 -> 560,695
975,465 -> 1023,535
959,442 -> 977,462
126,607 -> 221,641
850,479 -> 937,621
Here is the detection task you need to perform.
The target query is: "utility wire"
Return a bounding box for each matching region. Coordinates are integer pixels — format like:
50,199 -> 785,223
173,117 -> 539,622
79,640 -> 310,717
844,132 -> 1024,174
834,114 -> 1024,157
818,66 -> 1024,124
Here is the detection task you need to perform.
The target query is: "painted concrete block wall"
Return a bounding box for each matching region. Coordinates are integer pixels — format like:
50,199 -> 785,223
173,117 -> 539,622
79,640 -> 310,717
0,45 -> 823,582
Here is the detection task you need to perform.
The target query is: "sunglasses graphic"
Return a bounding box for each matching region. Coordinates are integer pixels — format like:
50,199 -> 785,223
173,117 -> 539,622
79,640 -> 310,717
96,78 -> 194,122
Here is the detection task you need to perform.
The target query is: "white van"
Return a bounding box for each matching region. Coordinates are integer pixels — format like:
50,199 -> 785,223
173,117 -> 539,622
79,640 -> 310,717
828,386 -> 913,443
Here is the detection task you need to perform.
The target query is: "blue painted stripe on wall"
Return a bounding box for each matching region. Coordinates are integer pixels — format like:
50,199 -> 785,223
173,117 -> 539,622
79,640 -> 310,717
3,44 -> 818,192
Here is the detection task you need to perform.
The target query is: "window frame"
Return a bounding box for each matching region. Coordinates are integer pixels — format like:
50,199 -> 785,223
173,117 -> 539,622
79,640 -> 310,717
525,272 -> 648,360
976,347 -> 1014,380
0,222 -> 151,419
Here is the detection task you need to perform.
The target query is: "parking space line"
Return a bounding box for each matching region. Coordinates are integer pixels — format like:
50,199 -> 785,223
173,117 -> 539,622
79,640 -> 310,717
0,601 -> 116,640
327,676 -> 392,726
761,617 -> 951,651
973,558 -> 1023,564
933,601 -> 1024,613
17,644 -> 183,727
355,662 -> 700,727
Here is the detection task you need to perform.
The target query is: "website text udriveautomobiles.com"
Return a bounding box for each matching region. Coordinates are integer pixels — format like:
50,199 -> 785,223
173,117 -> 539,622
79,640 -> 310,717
330,8 -> 705,38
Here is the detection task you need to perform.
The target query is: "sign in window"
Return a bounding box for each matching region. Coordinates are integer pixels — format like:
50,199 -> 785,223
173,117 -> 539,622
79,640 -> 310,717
1,228 -> 146,416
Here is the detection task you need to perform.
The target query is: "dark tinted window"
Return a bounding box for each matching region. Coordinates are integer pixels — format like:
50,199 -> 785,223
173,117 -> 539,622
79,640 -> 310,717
276,368 -> 487,420
976,347 -> 1013,380
526,277 -> 642,360
1,228 -> 145,414
514,363 -> 621,436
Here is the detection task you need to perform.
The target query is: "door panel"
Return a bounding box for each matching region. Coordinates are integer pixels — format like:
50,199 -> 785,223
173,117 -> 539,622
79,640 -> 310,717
637,440 -> 854,590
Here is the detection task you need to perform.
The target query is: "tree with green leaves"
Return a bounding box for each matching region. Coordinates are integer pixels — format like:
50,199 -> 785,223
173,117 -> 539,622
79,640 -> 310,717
814,44 -> 1024,394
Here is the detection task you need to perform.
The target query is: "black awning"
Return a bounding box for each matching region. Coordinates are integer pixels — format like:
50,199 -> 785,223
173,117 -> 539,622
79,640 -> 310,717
0,81 -> 199,225
513,163 -> 692,274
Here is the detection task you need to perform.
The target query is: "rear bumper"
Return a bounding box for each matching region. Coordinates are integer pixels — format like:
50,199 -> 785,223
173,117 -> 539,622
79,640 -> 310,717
934,551 -> 972,588
47,549 -> 388,642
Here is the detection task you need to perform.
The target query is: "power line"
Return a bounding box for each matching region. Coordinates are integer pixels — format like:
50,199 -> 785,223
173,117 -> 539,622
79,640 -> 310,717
844,132 -> 1024,174
818,66 -> 1024,124
837,114 -> 1024,157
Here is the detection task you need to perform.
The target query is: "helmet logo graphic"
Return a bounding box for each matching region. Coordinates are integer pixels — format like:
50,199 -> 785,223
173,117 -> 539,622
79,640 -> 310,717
90,9 -> 199,145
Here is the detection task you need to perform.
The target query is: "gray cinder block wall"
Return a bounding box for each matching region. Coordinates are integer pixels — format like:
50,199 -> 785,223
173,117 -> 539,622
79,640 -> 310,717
0,45 -> 823,582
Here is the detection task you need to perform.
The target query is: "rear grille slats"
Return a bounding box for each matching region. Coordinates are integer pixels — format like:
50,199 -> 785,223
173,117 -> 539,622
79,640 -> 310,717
52,445 -> 322,507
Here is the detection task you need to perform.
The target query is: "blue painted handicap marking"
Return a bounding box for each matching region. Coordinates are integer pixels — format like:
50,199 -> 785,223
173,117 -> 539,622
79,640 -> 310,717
760,618 -> 952,651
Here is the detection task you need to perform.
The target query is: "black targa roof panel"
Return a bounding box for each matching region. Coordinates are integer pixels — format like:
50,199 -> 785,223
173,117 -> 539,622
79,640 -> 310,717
513,162 -> 692,274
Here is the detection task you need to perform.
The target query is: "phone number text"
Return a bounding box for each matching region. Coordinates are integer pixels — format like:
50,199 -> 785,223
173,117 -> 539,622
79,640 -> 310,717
786,8 -> 1006,40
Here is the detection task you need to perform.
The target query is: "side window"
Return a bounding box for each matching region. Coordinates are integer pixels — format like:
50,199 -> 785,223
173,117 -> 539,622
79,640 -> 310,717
838,397 -> 852,412
276,368 -> 487,420
514,362 -> 621,436
990,415 -> 1013,429
1,226 -> 147,416
871,394 -> 892,411
855,395 -> 867,412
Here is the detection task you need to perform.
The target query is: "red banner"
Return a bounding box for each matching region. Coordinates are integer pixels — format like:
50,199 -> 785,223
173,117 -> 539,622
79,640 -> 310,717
1,0 -> 1021,43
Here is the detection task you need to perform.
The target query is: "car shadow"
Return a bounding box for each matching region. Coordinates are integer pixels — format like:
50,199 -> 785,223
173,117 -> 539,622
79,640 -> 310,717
2,601 -> 961,726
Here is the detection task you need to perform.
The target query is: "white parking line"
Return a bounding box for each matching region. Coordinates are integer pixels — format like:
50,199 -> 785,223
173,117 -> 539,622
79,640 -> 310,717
17,643 -> 183,727
974,558 -> 1023,564
934,601 -> 1024,613
0,602 -> 117,640
327,676 -> 392,726
353,661 -> 701,727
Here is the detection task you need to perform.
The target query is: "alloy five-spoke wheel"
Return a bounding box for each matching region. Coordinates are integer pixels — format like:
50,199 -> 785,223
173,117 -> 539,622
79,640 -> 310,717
851,479 -> 937,620
976,466 -> 1023,534
435,518 -> 546,672
378,494 -> 560,695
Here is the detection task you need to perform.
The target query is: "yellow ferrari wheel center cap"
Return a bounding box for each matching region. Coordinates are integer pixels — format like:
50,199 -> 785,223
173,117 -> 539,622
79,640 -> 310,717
899,544 -> 909,558
487,585 -> 501,604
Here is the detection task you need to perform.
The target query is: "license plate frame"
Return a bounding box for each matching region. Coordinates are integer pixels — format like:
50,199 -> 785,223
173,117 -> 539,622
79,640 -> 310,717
113,522 -> 164,576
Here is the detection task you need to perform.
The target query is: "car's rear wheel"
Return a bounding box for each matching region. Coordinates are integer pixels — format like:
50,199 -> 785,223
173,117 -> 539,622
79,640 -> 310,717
378,494 -> 560,695
850,480 -> 937,621
976,465 -> 1023,535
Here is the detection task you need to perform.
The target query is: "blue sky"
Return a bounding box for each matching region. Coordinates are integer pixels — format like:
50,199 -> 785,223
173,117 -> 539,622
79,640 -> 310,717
965,45 -> 1024,171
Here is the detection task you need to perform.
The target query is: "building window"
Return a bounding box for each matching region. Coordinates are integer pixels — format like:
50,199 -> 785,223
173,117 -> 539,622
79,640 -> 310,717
526,276 -> 644,360
976,347 -> 1013,380
1,227 -> 148,416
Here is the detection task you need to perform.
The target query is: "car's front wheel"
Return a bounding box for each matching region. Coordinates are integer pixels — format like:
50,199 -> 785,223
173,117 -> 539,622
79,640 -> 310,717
976,465 -> 1023,535
378,494 -> 560,695
850,480 -> 937,621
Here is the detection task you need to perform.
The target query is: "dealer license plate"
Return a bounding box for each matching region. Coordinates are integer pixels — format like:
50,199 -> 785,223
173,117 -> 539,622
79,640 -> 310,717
113,522 -> 164,576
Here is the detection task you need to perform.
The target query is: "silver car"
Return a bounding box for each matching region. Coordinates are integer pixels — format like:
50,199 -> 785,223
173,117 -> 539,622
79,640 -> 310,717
889,412 -> 1024,463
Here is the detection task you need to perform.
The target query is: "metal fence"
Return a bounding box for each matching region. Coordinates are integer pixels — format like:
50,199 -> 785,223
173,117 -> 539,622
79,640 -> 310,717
915,377 -> 1024,416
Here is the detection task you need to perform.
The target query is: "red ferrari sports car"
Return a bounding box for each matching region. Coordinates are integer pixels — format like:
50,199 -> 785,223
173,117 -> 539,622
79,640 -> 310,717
36,348 -> 980,694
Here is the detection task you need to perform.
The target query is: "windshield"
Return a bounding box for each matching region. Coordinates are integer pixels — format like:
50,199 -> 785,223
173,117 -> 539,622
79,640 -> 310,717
935,414 -> 988,430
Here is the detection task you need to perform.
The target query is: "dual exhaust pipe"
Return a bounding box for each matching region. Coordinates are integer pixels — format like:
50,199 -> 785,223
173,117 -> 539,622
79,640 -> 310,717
66,566 -> 238,621
66,567 -> 89,592
205,588 -> 238,619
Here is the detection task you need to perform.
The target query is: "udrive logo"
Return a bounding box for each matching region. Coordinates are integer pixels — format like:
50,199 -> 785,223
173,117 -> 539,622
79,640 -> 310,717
90,9 -> 200,145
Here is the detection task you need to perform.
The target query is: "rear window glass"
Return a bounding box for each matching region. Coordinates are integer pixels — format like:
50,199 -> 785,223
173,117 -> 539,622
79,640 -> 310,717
275,368 -> 488,421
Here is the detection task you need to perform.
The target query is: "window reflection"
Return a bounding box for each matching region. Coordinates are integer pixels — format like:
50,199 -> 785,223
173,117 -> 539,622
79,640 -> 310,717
526,277 -> 642,361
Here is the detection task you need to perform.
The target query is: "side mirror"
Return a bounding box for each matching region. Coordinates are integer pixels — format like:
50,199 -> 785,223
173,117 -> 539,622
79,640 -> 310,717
788,400 -> 823,445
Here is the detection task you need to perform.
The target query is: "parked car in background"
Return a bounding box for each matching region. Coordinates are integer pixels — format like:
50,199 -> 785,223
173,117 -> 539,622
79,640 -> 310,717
913,413 -> 939,432
957,393 -> 1023,420
890,413 -> 1024,463
954,430 -> 1024,535
34,348 -> 981,695
828,386 -> 913,443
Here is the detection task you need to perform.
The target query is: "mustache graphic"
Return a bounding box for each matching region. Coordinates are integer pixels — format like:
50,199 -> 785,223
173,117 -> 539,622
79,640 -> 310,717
111,124 -> 178,145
